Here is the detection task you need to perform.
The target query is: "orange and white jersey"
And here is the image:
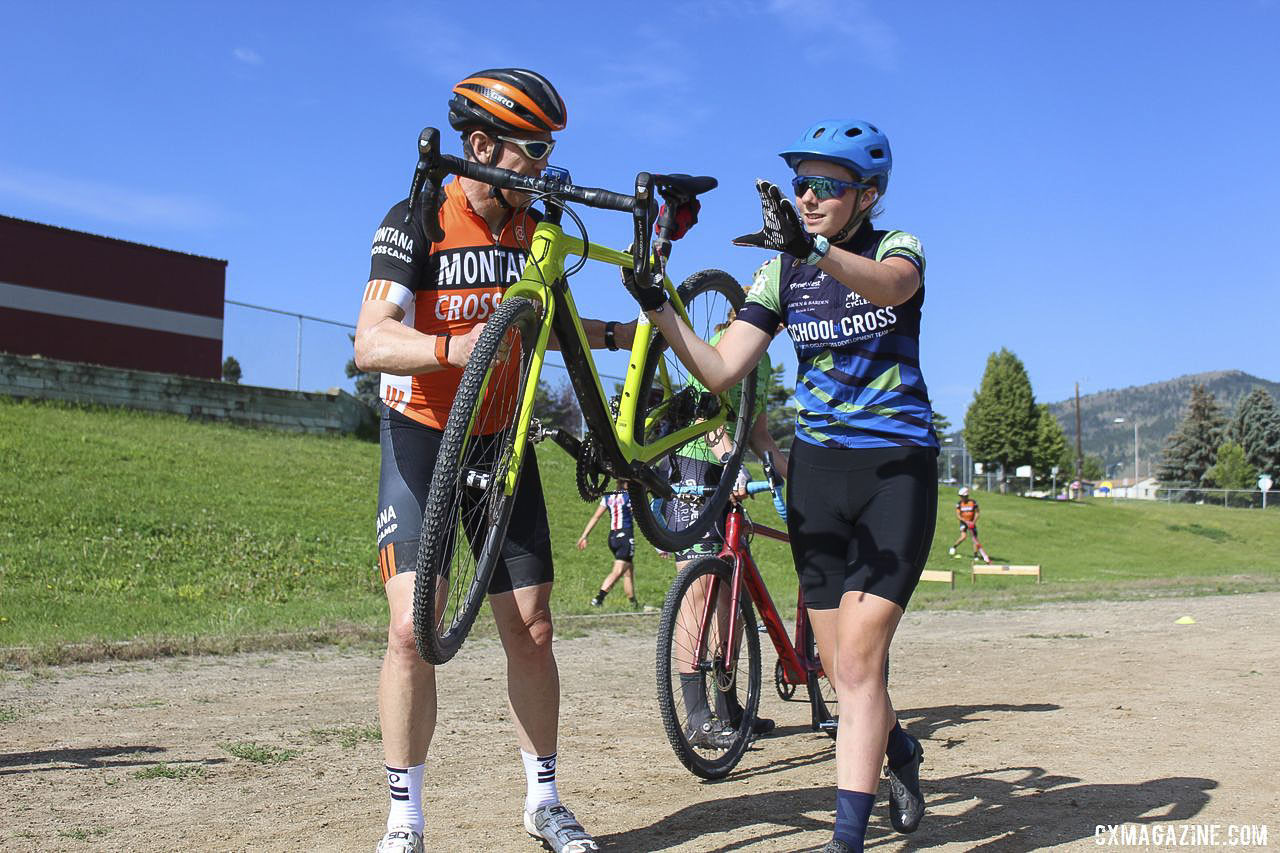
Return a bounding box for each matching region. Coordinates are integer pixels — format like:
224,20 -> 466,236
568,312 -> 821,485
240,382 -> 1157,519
364,179 -> 538,430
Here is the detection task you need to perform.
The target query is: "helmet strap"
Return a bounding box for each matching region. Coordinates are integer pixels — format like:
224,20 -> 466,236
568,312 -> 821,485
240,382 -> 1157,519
487,140 -> 513,211
832,188 -> 876,244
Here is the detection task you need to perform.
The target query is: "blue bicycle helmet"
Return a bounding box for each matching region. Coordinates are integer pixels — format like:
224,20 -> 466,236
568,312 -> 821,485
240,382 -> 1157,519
779,119 -> 892,195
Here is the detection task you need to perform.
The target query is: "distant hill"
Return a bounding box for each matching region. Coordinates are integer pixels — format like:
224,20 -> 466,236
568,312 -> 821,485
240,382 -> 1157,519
1044,370 -> 1280,478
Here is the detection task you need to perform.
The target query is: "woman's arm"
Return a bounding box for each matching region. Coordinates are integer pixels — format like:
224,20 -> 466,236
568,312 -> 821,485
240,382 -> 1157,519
815,252 -> 920,308
645,311 -> 772,395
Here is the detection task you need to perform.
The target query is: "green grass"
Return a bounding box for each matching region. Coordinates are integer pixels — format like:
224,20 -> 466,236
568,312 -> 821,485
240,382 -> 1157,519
132,763 -> 210,780
220,741 -> 299,764
308,723 -> 381,748
0,705 -> 17,723
1,397 -> 1278,660
56,827 -> 110,841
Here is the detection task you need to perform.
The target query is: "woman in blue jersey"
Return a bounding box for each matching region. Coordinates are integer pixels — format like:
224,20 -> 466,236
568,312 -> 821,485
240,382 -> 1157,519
625,120 -> 935,853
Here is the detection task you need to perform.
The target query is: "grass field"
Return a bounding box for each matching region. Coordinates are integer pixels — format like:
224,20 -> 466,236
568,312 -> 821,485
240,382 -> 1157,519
2,398 -> 1277,661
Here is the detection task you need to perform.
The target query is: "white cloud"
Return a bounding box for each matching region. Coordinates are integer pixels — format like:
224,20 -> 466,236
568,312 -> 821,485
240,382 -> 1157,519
764,0 -> 899,70
0,167 -> 222,229
232,47 -> 264,66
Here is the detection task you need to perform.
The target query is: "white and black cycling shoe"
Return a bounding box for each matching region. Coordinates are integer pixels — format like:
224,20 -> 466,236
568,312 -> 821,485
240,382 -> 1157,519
524,803 -> 598,852
885,733 -> 925,833
375,826 -> 423,853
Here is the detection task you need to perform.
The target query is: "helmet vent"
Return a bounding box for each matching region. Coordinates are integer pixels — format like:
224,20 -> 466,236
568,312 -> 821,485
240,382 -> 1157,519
869,148 -> 884,158
812,127 -> 826,138
844,127 -> 863,137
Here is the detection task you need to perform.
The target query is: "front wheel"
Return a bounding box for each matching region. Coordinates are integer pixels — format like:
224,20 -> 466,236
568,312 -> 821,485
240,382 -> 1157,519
629,270 -> 757,552
412,296 -> 541,665
656,556 -> 762,779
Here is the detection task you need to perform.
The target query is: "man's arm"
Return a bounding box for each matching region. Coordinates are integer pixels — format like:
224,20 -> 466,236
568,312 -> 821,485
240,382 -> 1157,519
747,411 -> 788,481
549,319 -> 638,352
353,297 -> 485,374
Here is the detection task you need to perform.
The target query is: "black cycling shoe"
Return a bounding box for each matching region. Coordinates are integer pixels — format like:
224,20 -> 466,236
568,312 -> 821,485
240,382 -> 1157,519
685,718 -> 737,750
819,840 -> 851,853
885,733 -> 925,833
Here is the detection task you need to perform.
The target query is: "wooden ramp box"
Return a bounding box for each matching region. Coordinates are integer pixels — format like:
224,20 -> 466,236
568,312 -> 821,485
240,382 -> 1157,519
971,564 -> 1042,583
919,569 -> 955,588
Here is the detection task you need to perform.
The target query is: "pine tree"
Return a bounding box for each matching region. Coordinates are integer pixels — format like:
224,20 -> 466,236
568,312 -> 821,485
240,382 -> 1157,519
1157,384 -> 1225,485
764,362 -> 795,450
1229,389 -> 1280,478
221,356 -> 242,384
931,410 -> 952,437
963,348 -> 1039,492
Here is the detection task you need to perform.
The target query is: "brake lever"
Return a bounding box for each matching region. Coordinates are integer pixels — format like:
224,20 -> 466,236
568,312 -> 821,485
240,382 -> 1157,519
406,127 -> 445,242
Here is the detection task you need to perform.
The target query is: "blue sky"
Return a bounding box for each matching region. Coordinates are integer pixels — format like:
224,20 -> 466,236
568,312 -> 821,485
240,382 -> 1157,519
3,0 -> 1278,425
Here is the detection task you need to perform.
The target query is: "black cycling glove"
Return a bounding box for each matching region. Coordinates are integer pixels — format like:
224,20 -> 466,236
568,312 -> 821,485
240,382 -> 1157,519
620,263 -> 669,312
732,179 -> 815,260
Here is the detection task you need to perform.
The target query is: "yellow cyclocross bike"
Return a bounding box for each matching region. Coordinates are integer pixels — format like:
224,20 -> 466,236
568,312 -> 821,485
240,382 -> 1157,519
405,129 -> 758,664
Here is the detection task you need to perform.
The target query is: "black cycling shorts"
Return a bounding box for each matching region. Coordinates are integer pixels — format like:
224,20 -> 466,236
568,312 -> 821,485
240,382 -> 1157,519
662,455 -> 726,562
786,440 -> 938,610
376,407 -> 553,593
959,523 -> 979,538
607,529 -> 635,562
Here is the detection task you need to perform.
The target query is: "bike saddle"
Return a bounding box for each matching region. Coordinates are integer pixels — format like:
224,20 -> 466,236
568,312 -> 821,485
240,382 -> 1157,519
653,173 -> 718,199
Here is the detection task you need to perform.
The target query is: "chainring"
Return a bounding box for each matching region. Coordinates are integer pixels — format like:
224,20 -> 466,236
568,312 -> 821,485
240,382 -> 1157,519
575,435 -> 610,501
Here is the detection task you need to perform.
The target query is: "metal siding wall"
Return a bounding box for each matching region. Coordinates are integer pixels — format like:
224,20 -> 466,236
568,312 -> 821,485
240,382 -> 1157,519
0,215 -> 227,379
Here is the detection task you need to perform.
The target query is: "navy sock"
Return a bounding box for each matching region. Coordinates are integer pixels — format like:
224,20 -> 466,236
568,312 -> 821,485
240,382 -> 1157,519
886,722 -> 915,768
833,789 -> 874,849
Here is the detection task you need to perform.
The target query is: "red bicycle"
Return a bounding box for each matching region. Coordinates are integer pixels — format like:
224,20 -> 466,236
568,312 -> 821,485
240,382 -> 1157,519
654,455 -> 837,779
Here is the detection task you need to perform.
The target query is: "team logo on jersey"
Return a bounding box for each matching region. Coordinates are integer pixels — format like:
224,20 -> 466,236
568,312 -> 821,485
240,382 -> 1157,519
435,246 -> 528,288
371,225 -> 415,265
515,222 -> 526,243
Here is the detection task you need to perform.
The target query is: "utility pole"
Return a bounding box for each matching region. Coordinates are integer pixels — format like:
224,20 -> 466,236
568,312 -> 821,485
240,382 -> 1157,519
1074,382 -> 1084,499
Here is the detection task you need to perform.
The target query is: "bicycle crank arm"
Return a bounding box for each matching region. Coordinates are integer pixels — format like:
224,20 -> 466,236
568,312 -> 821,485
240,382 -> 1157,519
534,426 -> 582,460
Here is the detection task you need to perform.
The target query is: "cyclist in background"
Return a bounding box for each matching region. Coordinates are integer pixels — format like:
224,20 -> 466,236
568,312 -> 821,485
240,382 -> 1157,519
948,487 -> 991,563
626,119 -> 935,853
578,481 -> 639,609
354,68 -> 632,853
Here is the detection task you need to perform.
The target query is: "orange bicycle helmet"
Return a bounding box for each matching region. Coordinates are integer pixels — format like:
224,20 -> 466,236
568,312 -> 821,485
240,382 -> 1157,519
448,68 -> 567,134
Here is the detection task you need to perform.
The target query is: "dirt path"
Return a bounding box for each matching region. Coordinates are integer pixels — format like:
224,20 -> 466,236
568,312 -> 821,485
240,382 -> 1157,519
2,593 -> 1276,852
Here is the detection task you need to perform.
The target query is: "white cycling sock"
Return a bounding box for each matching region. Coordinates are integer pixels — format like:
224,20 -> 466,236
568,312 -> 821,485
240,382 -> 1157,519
385,763 -> 425,833
521,749 -> 559,812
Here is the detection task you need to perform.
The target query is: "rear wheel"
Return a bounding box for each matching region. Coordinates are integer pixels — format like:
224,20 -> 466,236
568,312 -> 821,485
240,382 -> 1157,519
629,270 -> 757,552
412,296 -> 540,665
656,556 -> 761,779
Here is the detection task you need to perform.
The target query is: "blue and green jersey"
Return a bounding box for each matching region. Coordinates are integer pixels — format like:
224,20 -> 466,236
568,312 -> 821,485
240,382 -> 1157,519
736,220 -> 937,450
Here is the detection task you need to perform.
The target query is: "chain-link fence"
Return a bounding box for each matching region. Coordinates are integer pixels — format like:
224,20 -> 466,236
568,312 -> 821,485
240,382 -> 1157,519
1152,487 -> 1277,509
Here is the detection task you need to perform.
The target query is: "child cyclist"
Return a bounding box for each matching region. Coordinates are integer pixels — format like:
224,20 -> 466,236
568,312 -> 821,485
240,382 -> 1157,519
625,119 -> 935,853
577,481 -> 639,608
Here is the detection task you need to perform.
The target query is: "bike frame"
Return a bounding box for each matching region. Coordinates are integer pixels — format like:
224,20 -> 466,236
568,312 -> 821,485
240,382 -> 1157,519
470,220 -> 734,497
688,500 -> 832,727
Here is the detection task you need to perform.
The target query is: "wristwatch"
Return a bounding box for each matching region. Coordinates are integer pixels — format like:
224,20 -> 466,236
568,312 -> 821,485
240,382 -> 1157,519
805,234 -> 831,266
604,321 -> 619,351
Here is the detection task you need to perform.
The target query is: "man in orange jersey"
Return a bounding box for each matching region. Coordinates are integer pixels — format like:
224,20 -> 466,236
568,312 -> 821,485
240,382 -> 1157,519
354,69 -> 630,853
